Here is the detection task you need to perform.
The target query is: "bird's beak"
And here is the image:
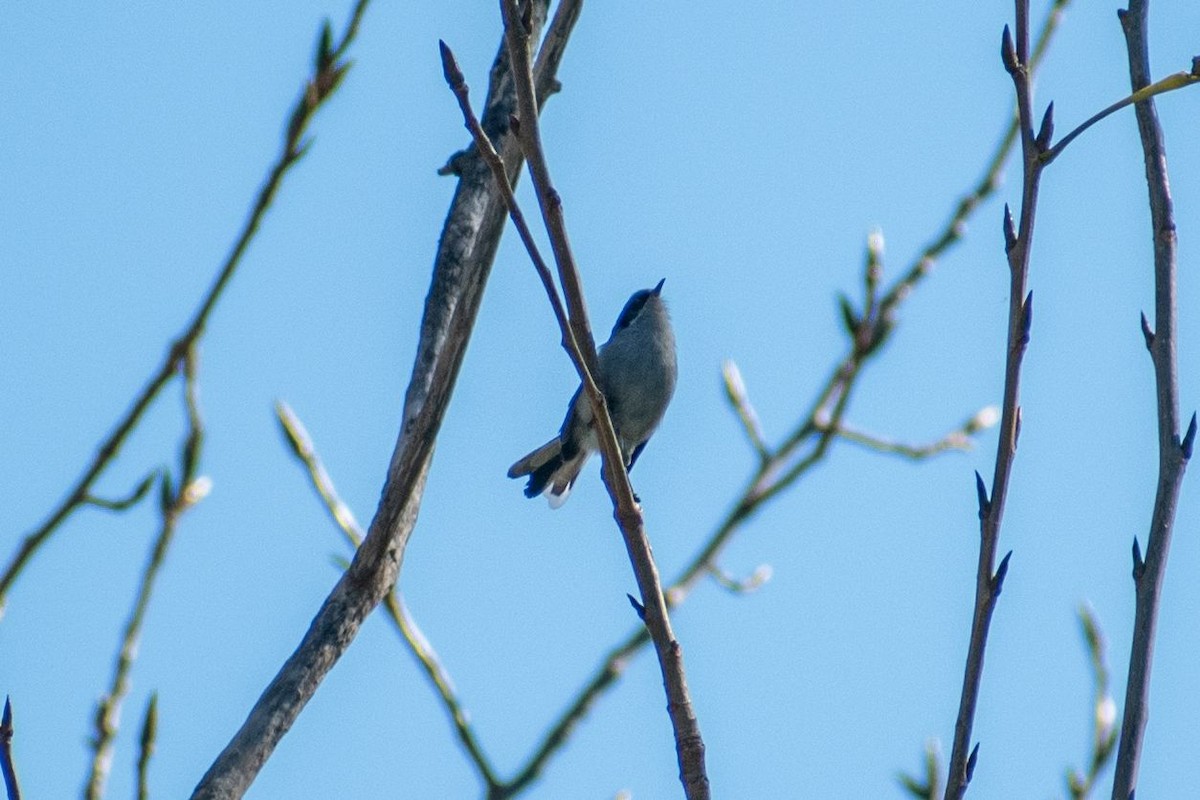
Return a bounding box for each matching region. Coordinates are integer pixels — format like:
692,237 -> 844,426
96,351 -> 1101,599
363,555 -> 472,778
653,278 -> 666,296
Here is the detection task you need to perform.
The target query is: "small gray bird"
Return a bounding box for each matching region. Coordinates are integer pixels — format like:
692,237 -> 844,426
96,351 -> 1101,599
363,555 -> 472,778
508,279 -> 677,507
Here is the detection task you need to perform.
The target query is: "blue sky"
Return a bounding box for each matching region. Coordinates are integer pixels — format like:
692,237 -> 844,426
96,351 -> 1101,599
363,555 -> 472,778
3,2 -> 1199,798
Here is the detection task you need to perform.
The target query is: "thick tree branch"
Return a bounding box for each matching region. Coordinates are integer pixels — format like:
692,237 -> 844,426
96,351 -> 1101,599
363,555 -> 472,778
275,401 -> 503,792
188,4 -> 581,797
1110,2 -> 1194,797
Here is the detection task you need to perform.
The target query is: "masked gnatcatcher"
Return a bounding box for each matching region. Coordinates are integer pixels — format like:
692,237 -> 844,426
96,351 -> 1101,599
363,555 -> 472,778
508,278 -> 678,507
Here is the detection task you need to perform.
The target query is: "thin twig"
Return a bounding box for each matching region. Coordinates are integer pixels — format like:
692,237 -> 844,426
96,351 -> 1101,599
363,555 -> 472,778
0,1 -> 367,618
496,4 -> 1074,788
721,360 -> 769,462
189,5 -> 583,797
82,472 -> 158,512
1068,607 -> 1117,800
495,1 -> 709,795
817,407 -> 999,461
706,563 -> 772,595
1,698 -> 21,800
437,39 -> 583,374
900,741 -> 943,800
1110,2 -> 1195,797
85,350 -> 209,800
137,693 -> 158,800
274,402 -> 502,791
942,2 -> 1046,795
1042,66 -> 1200,165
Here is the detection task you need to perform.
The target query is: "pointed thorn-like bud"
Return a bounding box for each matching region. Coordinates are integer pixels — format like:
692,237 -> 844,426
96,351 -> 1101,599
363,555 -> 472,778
838,293 -> 859,337
1019,291 -> 1033,346
975,471 -> 990,519
1001,25 -> 1018,74
1182,412 -> 1197,460
1003,204 -> 1017,253
626,593 -> 646,621
509,114 -> 521,136
1036,102 -> 1055,150
315,19 -> 334,73
993,550 -> 1013,594
966,742 -> 980,782
438,40 -> 464,89
1140,311 -> 1155,350
1014,406 -> 1023,448
1132,537 -> 1144,580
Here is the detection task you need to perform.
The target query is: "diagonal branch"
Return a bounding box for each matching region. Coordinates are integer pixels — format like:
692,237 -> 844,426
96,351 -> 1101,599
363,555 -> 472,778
491,4 -> 1074,790
188,4 -> 583,797
275,401 -> 503,792
0,0 -> 368,618
1110,2 -> 1195,797
85,349 -> 210,800
496,1 -> 709,795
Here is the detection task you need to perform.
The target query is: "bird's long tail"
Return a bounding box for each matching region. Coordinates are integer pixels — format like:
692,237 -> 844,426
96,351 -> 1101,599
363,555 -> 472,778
508,439 -> 590,508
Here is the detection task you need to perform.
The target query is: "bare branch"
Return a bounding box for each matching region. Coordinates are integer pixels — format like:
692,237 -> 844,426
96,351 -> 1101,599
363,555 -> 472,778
82,471 -> 158,512
1042,64 -> 1200,165
0,0 -> 371,618
817,407 -> 999,461
899,741 -> 943,800
274,401 -> 502,792
943,0 -> 1049,794
706,563 -> 772,596
721,360 -> 769,461
496,0 -> 709,794
188,4 -> 583,796
1110,2 -> 1193,797
86,350 -> 209,800
493,4 -> 1074,787
1067,607 -> 1117,800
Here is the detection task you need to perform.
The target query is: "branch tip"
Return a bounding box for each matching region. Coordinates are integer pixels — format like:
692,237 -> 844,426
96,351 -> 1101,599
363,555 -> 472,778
315,19 -> 334,73
438,40 -> 464,89
1182,413 -> 1197,460
838,293 -> 859,336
